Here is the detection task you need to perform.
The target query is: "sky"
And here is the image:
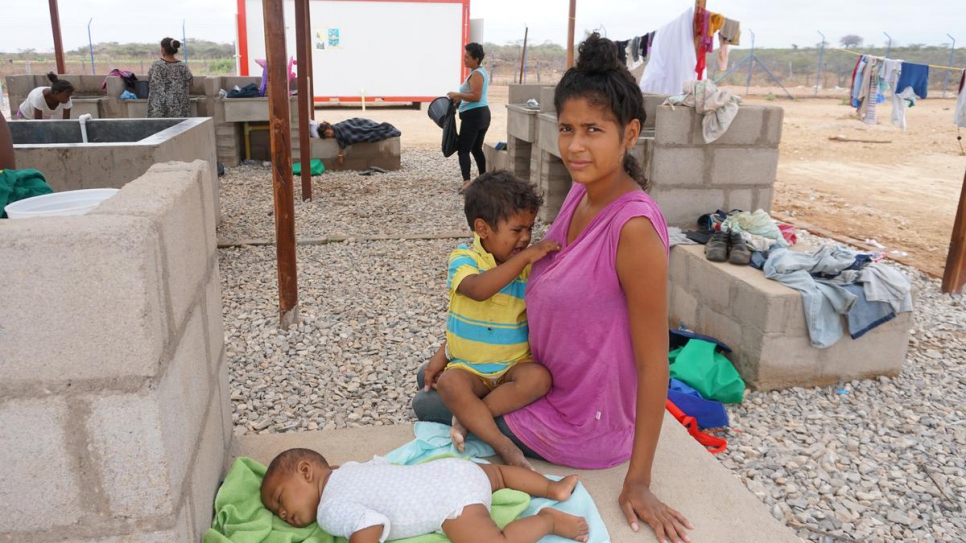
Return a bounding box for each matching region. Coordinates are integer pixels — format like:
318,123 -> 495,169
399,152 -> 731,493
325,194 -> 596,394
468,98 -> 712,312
4,0 -> 965,54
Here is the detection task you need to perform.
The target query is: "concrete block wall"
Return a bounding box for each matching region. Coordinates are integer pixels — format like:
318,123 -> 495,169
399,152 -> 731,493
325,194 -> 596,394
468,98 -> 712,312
0,161 -> 230,542
507,84 -> 550,105
483,143 -> 508,172
668,245 -> 911,391
649,103 -> 783,226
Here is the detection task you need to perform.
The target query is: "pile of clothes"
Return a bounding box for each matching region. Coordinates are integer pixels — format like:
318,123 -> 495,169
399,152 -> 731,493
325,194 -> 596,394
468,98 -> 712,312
686,208 -> 912,349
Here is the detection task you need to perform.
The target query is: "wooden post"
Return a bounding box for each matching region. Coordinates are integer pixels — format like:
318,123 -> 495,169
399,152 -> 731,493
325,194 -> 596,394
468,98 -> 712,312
263,0 -> 300,327
303,0 -> 315,108
942,168 -> 966,294
294,0 -> 313,201
566,0 -> 576,68
48,0 -> 66,74
518,27 -> 528,84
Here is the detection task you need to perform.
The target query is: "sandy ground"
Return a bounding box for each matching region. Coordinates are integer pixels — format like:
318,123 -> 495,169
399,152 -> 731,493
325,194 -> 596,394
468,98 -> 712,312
318,86 -> 966,277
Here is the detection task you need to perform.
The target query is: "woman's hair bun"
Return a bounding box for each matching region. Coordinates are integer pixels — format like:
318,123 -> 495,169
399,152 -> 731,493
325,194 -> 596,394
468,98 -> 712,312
574,32 -> 622,74
172,39 -> 181,49
47,71 -> 60,83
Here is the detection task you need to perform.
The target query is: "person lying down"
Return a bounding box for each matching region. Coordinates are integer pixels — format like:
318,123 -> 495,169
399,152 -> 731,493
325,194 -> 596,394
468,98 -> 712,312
260,448 -> 589,543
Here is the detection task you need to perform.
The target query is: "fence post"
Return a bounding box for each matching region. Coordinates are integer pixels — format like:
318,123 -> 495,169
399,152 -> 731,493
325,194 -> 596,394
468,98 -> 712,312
815,31 -> 825,96
943,34 -> 956,98
883,32 -> 892,59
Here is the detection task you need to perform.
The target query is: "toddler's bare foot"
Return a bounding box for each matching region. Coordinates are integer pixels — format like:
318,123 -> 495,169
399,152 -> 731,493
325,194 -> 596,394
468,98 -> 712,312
537,508 -> 589,542
547,474 -> 580,502
450,416 -> 468,453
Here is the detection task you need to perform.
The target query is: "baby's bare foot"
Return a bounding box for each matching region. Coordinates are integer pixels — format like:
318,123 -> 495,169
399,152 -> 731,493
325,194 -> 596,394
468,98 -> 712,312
538,508 -> 589,542
497,442 -> 534,471
450,417 -> 468,453
547,475 -> 580,502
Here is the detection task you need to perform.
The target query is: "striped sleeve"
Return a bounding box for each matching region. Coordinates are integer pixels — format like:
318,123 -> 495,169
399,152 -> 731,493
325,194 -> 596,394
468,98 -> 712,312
447,246 -> 481,295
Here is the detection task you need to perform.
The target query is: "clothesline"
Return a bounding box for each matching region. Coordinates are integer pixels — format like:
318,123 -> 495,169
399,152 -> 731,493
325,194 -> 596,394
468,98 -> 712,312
832,47 -> 962,72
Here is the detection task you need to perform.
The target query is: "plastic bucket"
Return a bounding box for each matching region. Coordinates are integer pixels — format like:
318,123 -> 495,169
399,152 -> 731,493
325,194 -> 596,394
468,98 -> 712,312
5,188 -> 119,219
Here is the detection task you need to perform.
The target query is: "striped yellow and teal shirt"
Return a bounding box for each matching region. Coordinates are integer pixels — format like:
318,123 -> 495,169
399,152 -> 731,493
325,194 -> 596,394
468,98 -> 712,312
446,233 -> 531,378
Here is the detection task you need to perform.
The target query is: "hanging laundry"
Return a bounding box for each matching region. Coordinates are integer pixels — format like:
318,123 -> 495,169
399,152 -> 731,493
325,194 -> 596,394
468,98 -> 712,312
879,59 -> 908,130
863,60 -> 880,124
615,39 -> 629,64
640,8 -> 699,95
895,62 -> 929,99
708,13 -> 726,72
953,69 -> 966,128
663,80 -> 742,143
719,18 -> 741,45
893,87 -> 918,131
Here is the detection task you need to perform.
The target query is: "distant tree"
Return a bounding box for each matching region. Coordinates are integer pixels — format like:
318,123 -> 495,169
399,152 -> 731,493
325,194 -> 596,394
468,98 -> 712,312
791,44 -> 799,50
840,35 -> 863,48
906,43 -> 925,50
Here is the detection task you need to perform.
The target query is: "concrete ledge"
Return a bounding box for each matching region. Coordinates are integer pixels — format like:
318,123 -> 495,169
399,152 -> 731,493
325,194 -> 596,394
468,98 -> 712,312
299,137 -> 402,171
669,244 -> 912,390
229,420 -> 801,543
483,144 -> 509,172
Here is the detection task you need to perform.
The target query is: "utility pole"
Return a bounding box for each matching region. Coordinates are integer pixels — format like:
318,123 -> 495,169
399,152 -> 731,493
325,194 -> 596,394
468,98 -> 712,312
48,0 -> 66,74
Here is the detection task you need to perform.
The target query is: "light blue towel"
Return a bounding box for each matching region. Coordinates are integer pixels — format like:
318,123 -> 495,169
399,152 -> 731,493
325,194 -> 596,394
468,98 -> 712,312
385,422 -> 610,543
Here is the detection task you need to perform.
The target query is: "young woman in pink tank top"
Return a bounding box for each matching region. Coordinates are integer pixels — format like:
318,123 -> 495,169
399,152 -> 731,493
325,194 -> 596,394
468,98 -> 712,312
413,31 -> 691,543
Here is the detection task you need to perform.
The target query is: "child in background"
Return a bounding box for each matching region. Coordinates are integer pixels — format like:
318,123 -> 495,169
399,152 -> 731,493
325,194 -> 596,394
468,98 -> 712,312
260,447 -> 589,542
422,171 -> 559,470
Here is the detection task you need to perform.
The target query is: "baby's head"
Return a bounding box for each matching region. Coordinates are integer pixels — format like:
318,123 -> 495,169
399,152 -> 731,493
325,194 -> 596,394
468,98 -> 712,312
260,448 -> 331,528
463,170 -> 544,264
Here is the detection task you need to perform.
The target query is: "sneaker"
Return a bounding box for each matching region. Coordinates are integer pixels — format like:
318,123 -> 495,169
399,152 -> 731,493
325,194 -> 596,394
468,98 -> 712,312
728,230 -> 751,265
705,229 -> 730,262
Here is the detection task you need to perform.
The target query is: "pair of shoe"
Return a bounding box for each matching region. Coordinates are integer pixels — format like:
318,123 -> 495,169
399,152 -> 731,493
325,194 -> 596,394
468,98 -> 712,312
704,228 -> 751,265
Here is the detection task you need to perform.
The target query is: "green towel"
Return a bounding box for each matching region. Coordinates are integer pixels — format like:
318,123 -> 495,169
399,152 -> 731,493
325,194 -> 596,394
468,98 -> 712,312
0,169 -> 53,219
204,457 -> 530,543
292,159 -> 325,176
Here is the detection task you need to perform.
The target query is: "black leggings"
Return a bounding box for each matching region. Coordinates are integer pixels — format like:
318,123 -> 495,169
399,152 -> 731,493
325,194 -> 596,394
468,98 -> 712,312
458,106 -> 491,181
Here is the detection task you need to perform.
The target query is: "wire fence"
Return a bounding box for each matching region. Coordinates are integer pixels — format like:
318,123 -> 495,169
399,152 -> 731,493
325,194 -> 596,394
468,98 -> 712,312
0,58 -> 237,80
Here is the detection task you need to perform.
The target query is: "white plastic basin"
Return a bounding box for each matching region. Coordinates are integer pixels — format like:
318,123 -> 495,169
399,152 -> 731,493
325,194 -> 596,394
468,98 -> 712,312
5,188 -> 119,219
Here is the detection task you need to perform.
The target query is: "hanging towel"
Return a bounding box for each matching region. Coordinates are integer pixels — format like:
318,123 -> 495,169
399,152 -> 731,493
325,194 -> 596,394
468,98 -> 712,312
640,8 -> 699,95
954,69 -> 966,128
720,18 -> 741,45
895,62 -> 929,99
1,169 -> 54,219
663,79 -> 742,143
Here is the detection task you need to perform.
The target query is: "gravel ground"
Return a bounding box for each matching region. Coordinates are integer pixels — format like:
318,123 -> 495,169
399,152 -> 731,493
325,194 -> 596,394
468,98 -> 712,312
217,152 -> 965,543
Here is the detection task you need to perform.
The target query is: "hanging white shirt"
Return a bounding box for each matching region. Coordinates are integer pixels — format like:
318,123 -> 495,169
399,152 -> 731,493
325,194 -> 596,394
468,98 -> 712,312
639,8 -> 698,95
954,70 -> 966,128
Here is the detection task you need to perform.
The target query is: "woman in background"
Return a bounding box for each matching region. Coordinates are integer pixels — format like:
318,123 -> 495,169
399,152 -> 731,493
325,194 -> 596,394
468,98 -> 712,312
447,42 -> 490,194
17,73 -> 73,119
147,37 -> 193,118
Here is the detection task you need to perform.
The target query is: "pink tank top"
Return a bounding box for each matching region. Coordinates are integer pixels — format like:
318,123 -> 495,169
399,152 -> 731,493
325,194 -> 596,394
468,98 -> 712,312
504,183 -> 669,469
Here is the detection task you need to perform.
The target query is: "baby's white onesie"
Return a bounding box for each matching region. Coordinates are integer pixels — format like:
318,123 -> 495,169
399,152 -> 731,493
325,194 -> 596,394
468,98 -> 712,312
316,456 -> 492,542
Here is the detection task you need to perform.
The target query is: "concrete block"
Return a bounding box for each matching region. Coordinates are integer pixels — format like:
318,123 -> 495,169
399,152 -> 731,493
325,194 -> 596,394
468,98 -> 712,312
668,246 -> 690,286
762,106 -> 785,147
710,148 -> 779,187
694,306 -> 743,355
508,137 -> 533,181
146,161 -> 218,259
157,306 -> 212,502
205,266 -> 226,378
507,84 -> 548,104
66,506 -> 193,543
711,106 -> 765,146
537,113 -> 560,156
506,105 -> 538,142
650,188 -> 725,227
539,87 -> 556,113
650,147 -> 705,187
93,166 -> 208,326
671,245 -> 912,391
642,93 -> 668,129
0,398 -> 83,532
483,144 -> 508,172
188,391 -> 230,541
754,186 -> 775,212
668,284 -> 699,329
727,188 -> 754,212
218,354 -> 233,447
654,106 -> 694,145
222,98 -> 270,123
88,393 -> 174,518
0,216 -> 166,382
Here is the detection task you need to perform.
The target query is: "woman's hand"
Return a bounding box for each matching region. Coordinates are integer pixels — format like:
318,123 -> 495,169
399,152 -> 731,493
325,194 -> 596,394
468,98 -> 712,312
619,480 -> 692,543
423,345 -> 448,391
446,92 -> 461,104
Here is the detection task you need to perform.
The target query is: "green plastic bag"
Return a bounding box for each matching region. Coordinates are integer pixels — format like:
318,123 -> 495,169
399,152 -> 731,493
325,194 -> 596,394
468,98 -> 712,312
668,339 -> 745,404
292,158 -> 325,176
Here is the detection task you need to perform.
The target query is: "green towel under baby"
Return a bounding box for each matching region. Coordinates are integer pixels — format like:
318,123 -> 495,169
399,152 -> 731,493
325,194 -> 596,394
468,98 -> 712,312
203,457 -> 530,543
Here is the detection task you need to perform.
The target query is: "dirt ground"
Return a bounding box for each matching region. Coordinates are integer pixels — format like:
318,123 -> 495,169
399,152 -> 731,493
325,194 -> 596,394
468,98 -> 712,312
323,85 -> 966,277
